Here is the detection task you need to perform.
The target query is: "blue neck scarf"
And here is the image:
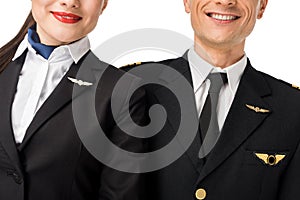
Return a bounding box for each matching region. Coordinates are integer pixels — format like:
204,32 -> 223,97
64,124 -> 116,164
27,26 -> 57,59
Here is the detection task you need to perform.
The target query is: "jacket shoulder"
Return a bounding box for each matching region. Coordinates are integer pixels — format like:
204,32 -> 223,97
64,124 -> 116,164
259,71 -> 300,95
256,70 -> 300,114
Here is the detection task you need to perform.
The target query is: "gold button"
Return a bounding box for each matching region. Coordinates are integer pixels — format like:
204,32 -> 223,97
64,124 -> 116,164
195,188 -> 206,199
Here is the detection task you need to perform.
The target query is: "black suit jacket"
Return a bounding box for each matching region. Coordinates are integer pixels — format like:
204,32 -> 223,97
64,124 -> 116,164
122,54 -> 300,200
0,50 -> 146,200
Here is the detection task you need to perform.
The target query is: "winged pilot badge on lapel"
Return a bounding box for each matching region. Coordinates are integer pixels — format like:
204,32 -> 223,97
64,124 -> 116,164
68,77 -> 93,86
254,153 -> 286,166
245,104 -> 270,113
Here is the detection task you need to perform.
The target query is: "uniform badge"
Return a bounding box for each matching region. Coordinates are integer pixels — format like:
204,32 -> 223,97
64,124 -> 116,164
245,104 -> 270,113
67,77 -> 93,86
254,153 -> 286,166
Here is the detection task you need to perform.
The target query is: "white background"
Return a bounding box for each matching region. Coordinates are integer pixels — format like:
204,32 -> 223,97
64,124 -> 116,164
0,0 -> 299,85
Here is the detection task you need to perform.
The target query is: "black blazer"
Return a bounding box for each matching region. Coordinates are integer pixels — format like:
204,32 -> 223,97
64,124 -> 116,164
123,54 -> 300,200
0,50 -> 146,200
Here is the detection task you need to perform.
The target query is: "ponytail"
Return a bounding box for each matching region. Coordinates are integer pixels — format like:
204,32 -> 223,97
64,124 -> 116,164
0,11 -> 35,73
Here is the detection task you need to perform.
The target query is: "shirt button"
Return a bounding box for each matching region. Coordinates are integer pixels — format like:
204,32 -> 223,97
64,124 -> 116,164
7,170 -> 23,184
195,188 -> 206,199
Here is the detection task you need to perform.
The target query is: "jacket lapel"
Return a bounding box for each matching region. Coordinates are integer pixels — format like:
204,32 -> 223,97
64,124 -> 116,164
154,55 -> 201,171
157,55 -> 195,132
19,51 -> 104,150
197,61 -> 272,183
0,51 -> 27,172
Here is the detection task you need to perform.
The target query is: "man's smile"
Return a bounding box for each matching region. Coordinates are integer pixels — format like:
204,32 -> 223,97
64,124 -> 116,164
206,12 -> 241,22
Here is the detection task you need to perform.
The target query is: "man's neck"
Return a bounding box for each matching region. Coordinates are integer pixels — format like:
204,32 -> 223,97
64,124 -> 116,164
194,39 -> 245,69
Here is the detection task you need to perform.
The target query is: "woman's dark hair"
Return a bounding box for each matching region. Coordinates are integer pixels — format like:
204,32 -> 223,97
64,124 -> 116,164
0,11 -> 35,73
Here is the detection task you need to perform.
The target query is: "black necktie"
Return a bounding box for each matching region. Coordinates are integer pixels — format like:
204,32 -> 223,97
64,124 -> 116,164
199,73 -> 228,159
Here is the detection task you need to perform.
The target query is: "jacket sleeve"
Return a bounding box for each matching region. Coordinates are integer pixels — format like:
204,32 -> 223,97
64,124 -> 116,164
97,73 -> 148,200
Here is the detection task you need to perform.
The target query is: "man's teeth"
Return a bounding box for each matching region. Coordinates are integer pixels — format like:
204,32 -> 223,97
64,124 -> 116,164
210,14 -> 237,21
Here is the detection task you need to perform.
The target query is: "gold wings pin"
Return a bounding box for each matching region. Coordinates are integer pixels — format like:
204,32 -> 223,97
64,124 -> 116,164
245,104 -> 270,113
67,77 -> 93,86
255,153 -> 286,166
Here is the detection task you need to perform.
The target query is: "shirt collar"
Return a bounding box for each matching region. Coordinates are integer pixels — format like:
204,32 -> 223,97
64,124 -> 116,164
221,54 -> 247,94
13,35 -> 29,61
188,47 -> 214,93
187,46 -> 247,94
66,37 -> 90,64
13,34 -> 90,64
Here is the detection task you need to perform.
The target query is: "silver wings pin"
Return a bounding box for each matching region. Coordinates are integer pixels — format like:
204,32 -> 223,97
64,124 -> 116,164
67,77 -> 93,86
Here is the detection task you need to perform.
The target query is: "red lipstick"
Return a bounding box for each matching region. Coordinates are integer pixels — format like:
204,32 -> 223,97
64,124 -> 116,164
51,12 -> 82,24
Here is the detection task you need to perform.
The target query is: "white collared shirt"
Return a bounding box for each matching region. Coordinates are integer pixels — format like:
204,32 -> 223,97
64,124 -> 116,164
188,47 -> 247,131
11,35 -> 90,143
